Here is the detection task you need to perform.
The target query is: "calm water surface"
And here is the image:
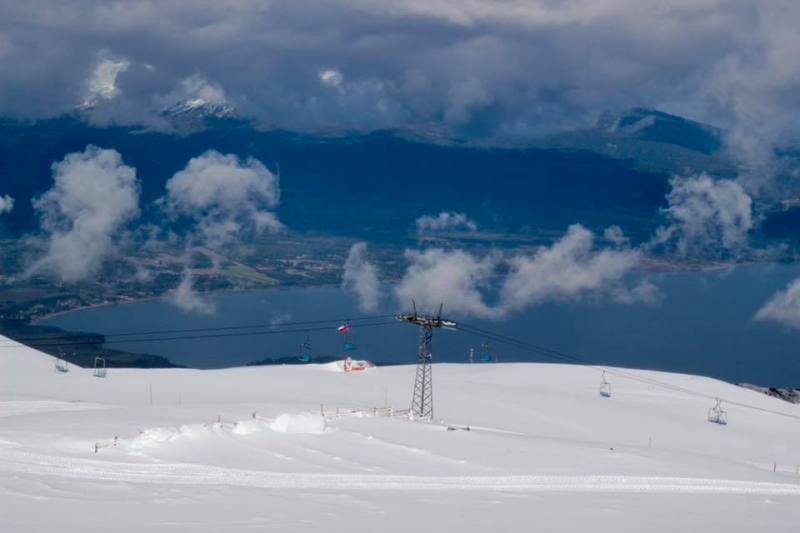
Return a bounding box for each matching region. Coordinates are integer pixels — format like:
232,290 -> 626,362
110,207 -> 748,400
42,264 -> 800,386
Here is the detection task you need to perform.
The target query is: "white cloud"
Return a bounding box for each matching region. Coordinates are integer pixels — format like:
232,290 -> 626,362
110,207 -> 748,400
395,247 -> 498,317
0,194 -> 13,214
499,224 -> 645,314
342,242 -> 381,312
319,69 -> 344,90
444,78 -> 492,125
603,225 -> 629,247
653,174 -> 753,256
610,279 -> 663,306
164,151 -> 282,248
395,224 -> 651,319
168,270 -> 215,315
31,145 -> 140,283
1,0 -> 799,165
82,56 -> 130,107
179,74 -> 227,103
416,211 -> 477,236
755,278 -> 800,329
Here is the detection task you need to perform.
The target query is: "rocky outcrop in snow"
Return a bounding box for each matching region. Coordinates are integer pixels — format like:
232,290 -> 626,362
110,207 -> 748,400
737,383 -> 800,404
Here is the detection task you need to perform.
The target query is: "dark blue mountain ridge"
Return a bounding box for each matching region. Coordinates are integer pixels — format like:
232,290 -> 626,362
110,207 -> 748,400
0,108 -> 786,248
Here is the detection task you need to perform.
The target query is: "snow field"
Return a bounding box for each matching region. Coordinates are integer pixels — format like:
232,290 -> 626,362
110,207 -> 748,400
2,334 -> 800,531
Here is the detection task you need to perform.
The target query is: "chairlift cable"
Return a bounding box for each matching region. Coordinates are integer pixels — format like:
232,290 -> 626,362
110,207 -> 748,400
459,323 -> 713,397
457,322 -> 800,422
0,320 -> 400,349
0,314 -> 397,346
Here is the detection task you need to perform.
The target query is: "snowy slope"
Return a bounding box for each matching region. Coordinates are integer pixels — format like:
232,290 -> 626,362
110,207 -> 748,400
2,334 -> 800,532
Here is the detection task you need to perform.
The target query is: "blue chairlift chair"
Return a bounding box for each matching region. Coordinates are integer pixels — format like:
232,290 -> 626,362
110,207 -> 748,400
344,331 -> 357,351
480,340 -> 492,362
299,336 -> 312,363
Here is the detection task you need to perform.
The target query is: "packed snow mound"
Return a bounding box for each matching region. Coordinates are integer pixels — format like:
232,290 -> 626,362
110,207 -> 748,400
268,412 -> 328,434
128,414 -> 328,448
231,419 -> 261,435
131,427 -> 183,449
320,361 -> 346,372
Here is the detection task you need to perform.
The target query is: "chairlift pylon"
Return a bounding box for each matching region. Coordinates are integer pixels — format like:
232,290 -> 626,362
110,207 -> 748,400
599,370 -> 611,398
708,398 -> 727,425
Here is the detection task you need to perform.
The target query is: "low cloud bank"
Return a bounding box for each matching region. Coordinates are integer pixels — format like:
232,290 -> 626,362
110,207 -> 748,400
167,269 -> 216,316
0,194 -> 13,214
385,224 -> 655,319
416,212 -> 477,237
163,150 -> 282,248
653,174 -> 753,256
342,242 -> 381,312
755,279 -> 800,329
31,146 -> 140,283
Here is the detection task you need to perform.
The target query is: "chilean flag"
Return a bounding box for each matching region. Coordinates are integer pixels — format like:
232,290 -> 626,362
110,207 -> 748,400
337,324 -> 350,332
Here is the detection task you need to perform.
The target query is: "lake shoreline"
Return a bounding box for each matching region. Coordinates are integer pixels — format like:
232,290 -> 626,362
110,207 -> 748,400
36,263 -> 800,386
31,282 -> 344,325
32,259 -> 740,325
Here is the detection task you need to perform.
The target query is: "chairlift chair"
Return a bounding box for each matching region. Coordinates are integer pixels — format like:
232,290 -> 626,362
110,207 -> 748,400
93,357 -> 107,378
708,398 -> 728,425
55,358 -> 69,373
338,321 -> 357,351
299,335 -> 312,363
55,348 -> 69,373
599,370 -> 611,398
344,331 -> 357,351
480,340 -> 492,362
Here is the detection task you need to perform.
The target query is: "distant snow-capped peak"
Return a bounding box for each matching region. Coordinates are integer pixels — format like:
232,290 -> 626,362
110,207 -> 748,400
160,98 -> 236,119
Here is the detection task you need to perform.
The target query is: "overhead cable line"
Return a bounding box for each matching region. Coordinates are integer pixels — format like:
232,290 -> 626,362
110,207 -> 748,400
0,320 -> 401,349
0,314 -> 397,345
457,322 -> 800,422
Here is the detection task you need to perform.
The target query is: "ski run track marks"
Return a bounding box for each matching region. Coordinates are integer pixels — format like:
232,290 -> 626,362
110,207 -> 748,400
2,447 -> 800,496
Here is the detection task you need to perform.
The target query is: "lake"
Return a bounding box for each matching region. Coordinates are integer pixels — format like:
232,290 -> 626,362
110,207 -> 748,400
42,264 -> 800,386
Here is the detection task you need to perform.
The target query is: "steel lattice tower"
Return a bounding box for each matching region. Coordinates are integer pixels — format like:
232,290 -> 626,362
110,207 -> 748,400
397,304 -> 457,420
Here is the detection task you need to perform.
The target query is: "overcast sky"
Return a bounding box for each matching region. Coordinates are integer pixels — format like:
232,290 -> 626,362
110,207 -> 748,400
3,1 -> 800,322
1,1 -> 798,150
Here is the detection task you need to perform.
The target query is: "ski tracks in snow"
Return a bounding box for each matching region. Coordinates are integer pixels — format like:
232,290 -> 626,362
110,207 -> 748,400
2,448 -> 800,495
0,400 -> 113,418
